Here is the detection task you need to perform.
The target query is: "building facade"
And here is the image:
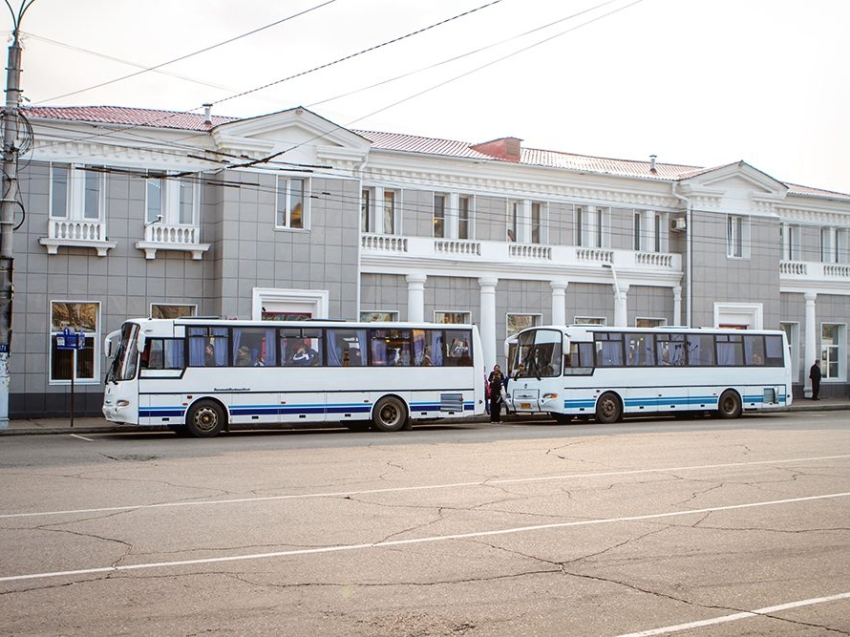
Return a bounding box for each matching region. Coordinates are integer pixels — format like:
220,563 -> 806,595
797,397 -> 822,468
8,104 -> 850,418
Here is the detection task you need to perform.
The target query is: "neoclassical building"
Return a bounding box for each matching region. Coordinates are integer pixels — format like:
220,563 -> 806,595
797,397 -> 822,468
8,104 -> 850,417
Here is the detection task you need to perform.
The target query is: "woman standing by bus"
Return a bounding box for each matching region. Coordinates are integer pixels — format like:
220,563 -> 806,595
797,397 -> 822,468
488,364 -> 506,423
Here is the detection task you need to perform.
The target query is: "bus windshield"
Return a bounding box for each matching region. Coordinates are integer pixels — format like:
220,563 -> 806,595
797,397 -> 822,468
105,322 -> 140,383
512,329 -> 562,378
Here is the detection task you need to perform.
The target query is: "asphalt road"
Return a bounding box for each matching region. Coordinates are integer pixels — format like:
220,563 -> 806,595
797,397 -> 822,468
2,412 -> 849,636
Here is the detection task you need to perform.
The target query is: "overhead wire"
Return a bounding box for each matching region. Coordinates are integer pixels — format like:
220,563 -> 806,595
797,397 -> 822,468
32,0 -> 339,105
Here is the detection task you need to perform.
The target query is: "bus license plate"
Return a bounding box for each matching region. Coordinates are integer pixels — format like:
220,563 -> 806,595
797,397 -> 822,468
519,402 -> 531,410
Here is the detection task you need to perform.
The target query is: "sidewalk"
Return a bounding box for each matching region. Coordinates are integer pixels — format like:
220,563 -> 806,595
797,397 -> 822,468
0,397 -> 847,436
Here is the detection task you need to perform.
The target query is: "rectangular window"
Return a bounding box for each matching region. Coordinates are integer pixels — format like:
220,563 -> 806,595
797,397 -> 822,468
656,333 -> 686,366
324,328 -> 363,367
576,206 -> 605,248
50,165 -> 69,218
383,190 -> 396,234
370,328 -> 413,367
141,339 -> 185,371
146,176 -> 164,224
821,323 -> 844,379
686,334 -> 716,366
283,327 -> 325,366
360,311 -> 398,322
188,326 -> 229,367
458,196 -> 471,240
633,212 -> 641,251
595,332 -> 624,367
433,194 -> 446,238
636,318 -> 667,328
50,164 -> 104,221
781,223 -> 799,261
276,177 -> 308,229
179,178 -> 195,225
626,333 -> 655,366
574,316 -> 606,326
232,327 -> 277,367
716,333 -> 744,366
727,215 -> 748,258
506,313 -> 540,338
531,202 -> 542,244
435,311 -> 470,324
50,301 -> 99,383
507,201 -> 519,242
151,304 -> 196,319
361,189 -> 371,233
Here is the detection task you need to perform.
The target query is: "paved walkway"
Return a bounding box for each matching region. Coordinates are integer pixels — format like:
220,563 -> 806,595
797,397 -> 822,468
0,397 -> 847,436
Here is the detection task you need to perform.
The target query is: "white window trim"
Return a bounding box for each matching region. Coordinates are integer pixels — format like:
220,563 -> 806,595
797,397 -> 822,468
150,303 -> 198,319
573,316 -> 607,326
820,322 -> 846,381
434,310 -> 471,324
506,313 -> 542,338
275,176 -> 310,231
48,300 -> 101,386
252,288 -> 329,320
713,302 -> 763,330
726,214 -> 751,259
576,206 -> 608,248
635,317 -> 668,328
360,311 -> 399,322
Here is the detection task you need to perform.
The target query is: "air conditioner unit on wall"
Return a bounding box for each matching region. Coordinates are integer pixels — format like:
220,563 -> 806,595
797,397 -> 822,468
670,218 -> 687,231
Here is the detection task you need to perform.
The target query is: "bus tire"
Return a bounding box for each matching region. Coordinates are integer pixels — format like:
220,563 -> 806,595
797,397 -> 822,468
595,392 -> 622,424
186,400 -> 226,437
372,396 -> 408,432
551,413 -> 574,424
717,390 -> 742,419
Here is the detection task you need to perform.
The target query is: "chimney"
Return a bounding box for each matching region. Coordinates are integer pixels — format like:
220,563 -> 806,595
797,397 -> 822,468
470,137 -> 523,163
649,154 -> 657,174
203,103 -> 213,125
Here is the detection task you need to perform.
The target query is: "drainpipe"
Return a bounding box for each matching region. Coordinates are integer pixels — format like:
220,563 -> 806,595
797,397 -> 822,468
671,183 -> 692,327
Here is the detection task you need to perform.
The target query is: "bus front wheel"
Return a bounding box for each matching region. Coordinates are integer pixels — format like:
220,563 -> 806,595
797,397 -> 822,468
372,396 -> 408,432
187,400 -> 226,437
595,392 -> 622,424
717,390 -> 742,419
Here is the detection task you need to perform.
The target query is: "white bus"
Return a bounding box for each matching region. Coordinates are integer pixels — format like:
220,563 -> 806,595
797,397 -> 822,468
103,318 -> 485,437
506,325 -> 793,423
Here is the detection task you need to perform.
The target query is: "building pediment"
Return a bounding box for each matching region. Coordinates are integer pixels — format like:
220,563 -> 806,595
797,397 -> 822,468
677,160 -> 788,213
211,106 -> 371,170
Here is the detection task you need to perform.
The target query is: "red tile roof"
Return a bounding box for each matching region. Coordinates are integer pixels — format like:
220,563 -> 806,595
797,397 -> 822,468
20,105 -> 849,200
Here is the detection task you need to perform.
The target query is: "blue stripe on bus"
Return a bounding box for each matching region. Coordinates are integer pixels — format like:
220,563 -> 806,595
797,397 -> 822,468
564,393 -> 787,412
141,401 -> 477,419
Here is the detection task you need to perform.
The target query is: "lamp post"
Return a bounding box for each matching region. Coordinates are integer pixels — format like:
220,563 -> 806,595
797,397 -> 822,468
0,0 -> 36,427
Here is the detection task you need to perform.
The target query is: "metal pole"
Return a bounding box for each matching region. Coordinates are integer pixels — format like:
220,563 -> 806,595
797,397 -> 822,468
0,30 -> 23,428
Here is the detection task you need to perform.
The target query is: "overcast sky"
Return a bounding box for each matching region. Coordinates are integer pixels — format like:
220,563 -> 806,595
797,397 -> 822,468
8,0 -> 850,193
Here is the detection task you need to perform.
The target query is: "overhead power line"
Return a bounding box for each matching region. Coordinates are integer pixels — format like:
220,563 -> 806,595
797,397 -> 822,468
33,0 -> 338,104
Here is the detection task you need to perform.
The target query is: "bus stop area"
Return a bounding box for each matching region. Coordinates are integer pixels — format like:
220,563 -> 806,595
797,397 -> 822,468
1,397 -> 848,436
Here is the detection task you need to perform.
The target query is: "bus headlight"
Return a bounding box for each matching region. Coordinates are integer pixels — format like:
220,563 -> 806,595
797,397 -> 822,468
117,400 -> 131,407
542,393 -> 558,400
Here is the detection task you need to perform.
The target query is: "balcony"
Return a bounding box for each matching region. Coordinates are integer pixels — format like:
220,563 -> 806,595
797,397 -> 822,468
781,260 -> 850,286
361,233 -> 681,277
135,223 -> 211,260
39,219 -> 117,257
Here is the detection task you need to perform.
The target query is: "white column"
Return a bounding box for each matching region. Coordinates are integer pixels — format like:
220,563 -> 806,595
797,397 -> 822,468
405,274 -> 427,323
447,193 -> 459,239
673,286 -> 682,327
479,277 -> 498,370
614,283 -> 629,327
550,280 -> 568,326
804,292 -> 817,398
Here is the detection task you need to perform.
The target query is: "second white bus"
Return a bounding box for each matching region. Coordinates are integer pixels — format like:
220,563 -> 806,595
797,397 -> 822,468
506,325 -> 793,423
103,318 -> 485,437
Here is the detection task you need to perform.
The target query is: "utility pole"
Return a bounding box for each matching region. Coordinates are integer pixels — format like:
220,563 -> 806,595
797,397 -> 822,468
0,1 -> 35,427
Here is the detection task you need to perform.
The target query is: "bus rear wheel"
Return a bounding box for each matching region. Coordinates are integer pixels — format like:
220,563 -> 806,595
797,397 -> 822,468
717,390 -> 742,419
595,392 -> 622,424
372,396 -> 407,432
187,400 -> 225,437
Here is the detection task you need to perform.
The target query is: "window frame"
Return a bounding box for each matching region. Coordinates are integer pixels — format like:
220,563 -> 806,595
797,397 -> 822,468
49,300 -> 100,385
726,214 -> 750,259
50,164 -> 105,222
275,176 -> 309,230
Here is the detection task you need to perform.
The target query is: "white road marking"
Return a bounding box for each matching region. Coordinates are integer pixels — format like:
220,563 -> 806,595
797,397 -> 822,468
69,434 -> 94,442
2,454 -> 849,520
615,590 -> 850,636
2,491 -> 849,583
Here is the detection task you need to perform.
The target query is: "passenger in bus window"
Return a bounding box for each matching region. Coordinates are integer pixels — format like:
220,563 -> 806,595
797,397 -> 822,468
235,346 -> 251,366
205,342 -> 216,366
291,341 -> 317,366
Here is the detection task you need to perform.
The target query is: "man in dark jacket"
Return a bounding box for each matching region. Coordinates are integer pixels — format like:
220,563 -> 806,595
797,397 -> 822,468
809,359 -> 822,400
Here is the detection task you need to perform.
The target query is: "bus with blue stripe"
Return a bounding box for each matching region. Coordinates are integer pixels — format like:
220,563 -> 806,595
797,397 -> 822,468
506,325 -> 792,423
103,318 -> 485,437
